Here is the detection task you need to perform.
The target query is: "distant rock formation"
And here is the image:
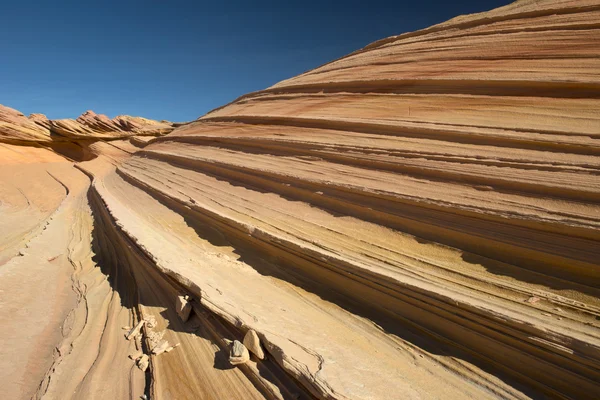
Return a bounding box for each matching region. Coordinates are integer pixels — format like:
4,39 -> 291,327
0,105 -> 52,143
28,113 -> 52,130
0,104 -> 175,144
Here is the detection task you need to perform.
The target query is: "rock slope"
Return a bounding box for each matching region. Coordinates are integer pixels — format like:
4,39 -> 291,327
1,0 -> 599,399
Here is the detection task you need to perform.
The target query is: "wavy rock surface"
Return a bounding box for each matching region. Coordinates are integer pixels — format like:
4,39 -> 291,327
0,105 -> 53,143
50,110 -> 174,140
114,0 -> 599,398
0,105 -> 175,145
1,0 -> 599,399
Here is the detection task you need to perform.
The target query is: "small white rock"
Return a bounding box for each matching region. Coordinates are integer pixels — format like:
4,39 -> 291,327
165,343 -> 180,353
137,354 -> 149,371
143,315 -> 158,329
243,330 -> 265,360
126,320 -> 146,341
152,340 -> 170,356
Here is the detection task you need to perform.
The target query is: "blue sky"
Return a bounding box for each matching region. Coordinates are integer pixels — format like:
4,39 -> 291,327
1,0 -> 510,122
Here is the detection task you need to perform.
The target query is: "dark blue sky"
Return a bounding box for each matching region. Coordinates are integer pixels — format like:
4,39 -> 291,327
1,0 -> 510,121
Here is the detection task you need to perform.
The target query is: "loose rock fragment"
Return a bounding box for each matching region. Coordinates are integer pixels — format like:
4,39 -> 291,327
229,340 -> 250,365
122,326 -> 131,330
176,295 -> 192,322
152,340 -> 170,356
137,354 -> 149,372
243,329 -> 265,359
126,320 -> 146,341
129,350 -> 143,360
143,315 -> 158,329
165,343 -> 181,353
525,296 -> 540,304
148,330 -> 165,350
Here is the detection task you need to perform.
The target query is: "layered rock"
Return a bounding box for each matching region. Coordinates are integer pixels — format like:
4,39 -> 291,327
0,105 -> 52,143
50,110 -> 174,140
0,105 -> 175,145
1,0 -> 599,399
28,113 -> 51,130
99,0 -> 598,398
0,111 -> 175,399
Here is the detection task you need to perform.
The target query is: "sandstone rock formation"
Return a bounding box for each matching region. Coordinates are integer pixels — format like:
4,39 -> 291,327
51,110 -> 173,140
1,1 -> 599,399
0,105 -> 175,145
28,113 -> 51,130
0,105 -> 52,143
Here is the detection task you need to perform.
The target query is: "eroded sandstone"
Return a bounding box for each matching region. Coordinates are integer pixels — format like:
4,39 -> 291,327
1,1 -> 599,399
